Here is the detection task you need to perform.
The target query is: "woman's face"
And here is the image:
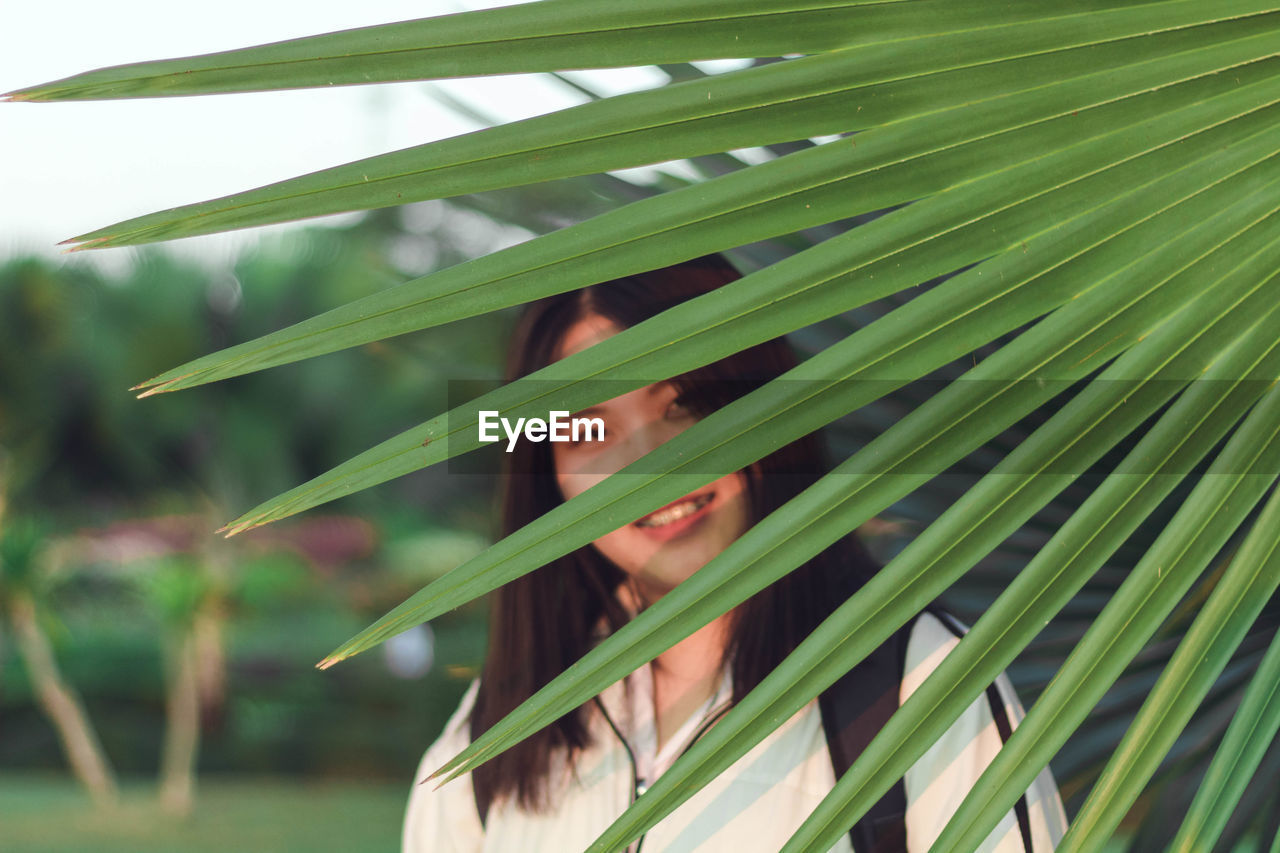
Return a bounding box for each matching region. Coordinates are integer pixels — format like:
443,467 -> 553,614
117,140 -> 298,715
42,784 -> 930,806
550,311 -> 752,603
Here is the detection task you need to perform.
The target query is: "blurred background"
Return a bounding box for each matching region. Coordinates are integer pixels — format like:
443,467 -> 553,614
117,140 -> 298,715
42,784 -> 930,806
0,205 -> 524,852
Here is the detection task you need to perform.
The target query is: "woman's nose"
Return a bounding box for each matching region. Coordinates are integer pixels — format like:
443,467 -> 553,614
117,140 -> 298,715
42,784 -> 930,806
613,417 -> 682,472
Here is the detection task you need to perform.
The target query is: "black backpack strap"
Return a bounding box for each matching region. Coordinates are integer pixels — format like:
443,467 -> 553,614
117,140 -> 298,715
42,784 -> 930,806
819,617 -> 915,853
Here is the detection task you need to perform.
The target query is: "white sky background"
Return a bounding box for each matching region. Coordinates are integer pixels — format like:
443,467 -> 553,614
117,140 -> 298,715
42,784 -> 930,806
0,0 -> 692,273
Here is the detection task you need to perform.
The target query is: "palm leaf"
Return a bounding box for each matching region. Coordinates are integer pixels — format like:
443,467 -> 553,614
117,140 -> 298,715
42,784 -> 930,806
16,1 -> 1280,849
227,85 -> 1280,534
39,13 -> 1280,249
8,0 -> 1265,102
133,25 -> 1280,394
1058,476 -> 1280,850
784,304 -> 1280,853
1167,625 -> 1280,851
571,246 -> 1280,852
929,381 -> 1280,851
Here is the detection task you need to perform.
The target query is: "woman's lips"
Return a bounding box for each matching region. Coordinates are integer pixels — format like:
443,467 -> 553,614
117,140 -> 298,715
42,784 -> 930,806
632,490 -> 716,541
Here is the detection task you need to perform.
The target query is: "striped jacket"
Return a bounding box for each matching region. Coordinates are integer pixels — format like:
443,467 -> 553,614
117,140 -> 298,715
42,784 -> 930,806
403,611 -> 1068,852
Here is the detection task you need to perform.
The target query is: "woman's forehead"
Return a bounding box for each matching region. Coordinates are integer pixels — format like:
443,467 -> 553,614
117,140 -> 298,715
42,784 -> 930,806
554,312 -> 622,361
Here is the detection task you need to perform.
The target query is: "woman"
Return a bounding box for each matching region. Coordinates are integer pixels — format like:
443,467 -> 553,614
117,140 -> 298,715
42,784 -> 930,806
404,255 -> 1068,852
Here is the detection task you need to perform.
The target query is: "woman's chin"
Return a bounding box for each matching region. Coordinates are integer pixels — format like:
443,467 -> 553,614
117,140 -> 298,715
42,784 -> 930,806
630,541 -> 734,596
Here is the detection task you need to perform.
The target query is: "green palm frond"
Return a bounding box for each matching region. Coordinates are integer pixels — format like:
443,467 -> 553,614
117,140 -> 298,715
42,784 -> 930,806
13,1 -> 1280,849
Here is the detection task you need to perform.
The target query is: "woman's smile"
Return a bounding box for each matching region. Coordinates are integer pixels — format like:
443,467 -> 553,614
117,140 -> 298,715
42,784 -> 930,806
632,489 -> 716,539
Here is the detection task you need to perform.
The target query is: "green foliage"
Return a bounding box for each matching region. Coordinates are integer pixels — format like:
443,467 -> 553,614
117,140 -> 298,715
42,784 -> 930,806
11,1 -> 1280,849
0,225 -> 504,780
137,556 -> 209,628
232,553 -> 314,612
0,224 -> 505,521
0,516 -> 51,595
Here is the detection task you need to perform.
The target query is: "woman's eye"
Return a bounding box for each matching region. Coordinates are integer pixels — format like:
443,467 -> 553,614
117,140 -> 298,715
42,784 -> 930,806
665,398 -> 695,420
565,423 -> 606,447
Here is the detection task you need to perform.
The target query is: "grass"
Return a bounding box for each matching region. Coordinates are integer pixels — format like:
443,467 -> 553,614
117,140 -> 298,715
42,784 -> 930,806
4,772 -> 1270,851
0,773 -> 409,853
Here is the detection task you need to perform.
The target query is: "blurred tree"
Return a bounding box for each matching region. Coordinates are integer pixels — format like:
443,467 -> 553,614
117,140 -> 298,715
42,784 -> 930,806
0,494 -> 118,809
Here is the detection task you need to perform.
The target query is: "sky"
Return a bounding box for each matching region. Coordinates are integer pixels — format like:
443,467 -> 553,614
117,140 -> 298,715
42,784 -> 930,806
0,0 -> 682,272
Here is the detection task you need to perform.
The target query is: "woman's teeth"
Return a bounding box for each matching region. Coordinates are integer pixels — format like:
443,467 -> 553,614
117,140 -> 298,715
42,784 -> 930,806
635,493 -> 713,528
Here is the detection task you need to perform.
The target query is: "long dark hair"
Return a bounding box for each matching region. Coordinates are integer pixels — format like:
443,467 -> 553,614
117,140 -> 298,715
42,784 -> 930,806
470,254 -> 879,815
